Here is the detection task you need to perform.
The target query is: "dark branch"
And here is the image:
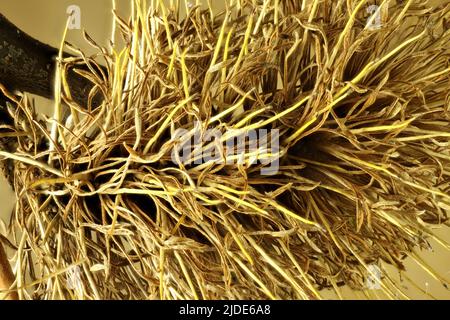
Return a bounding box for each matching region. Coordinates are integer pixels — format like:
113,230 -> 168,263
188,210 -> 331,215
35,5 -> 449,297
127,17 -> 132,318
0,13 -> 103,107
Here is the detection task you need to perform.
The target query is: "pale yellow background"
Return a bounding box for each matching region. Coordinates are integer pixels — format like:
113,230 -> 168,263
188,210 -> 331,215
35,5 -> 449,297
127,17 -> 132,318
0,0 -> 448,299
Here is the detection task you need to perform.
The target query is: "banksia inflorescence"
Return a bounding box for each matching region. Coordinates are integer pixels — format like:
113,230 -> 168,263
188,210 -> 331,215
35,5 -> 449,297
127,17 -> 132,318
0,0 -> 449,299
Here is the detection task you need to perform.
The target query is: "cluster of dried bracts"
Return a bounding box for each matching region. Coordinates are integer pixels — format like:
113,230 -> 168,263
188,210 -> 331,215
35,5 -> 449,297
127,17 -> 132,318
0,0 -> 449,300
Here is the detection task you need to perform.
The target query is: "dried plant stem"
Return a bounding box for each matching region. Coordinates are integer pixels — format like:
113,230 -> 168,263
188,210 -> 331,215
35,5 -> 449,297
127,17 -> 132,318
0,242 -> 17,300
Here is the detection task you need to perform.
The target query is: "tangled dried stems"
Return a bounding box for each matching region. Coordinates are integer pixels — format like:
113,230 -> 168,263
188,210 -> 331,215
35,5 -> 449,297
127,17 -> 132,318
0,0 -> 449,299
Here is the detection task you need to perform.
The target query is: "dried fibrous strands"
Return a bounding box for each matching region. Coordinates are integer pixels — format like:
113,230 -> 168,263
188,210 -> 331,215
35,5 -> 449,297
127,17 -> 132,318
0,0 -> 449,299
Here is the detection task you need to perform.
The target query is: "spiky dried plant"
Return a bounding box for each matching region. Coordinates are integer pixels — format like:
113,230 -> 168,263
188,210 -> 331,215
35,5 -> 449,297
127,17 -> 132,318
0,0 -> 449,300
